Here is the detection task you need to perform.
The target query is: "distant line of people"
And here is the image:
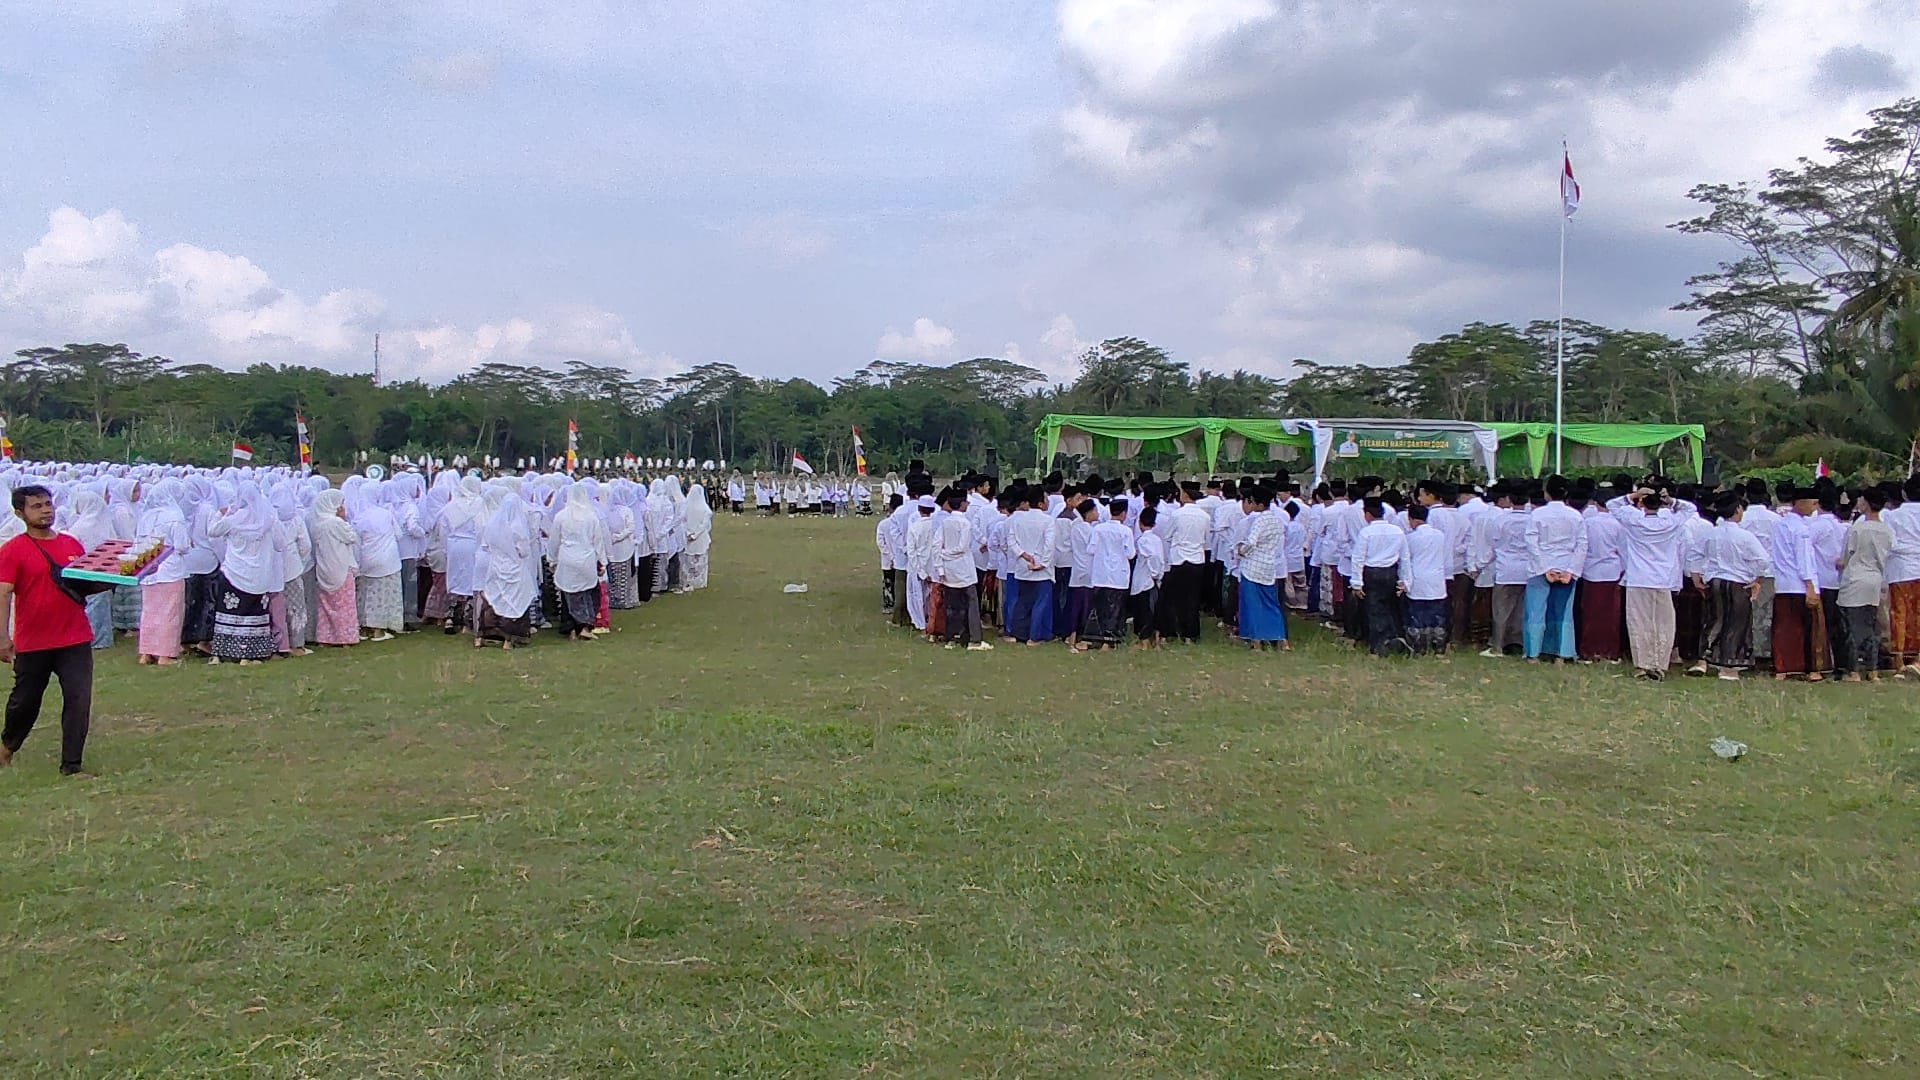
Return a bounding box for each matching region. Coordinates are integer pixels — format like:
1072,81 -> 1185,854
738,473 -> 872,517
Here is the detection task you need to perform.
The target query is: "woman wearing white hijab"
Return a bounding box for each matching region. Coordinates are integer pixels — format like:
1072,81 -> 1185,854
308,490 -> 360,646
682,482 -> 715,591
547,484 -> 608,642
605,479 -> 640,609
271,485 -> 313,657
136,479 -> 193,665
645,478 -> 675,595
67,487 -> 117,650
106,478 -> 145,633
436,475 -> 486,636
421,471 -> 460,626
386,476 -> 427,631
343,476 -> 402,640
474,489 -> 536,649
207,482 -> 279,663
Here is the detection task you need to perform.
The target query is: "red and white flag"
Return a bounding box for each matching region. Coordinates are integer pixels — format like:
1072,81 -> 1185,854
1560,150 -> 1581,218
231,440 -> 253,461
791,452 -> 814,475
1815,459 -> 1830,479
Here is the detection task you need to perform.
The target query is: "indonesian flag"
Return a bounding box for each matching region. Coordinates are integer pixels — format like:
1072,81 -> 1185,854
566,419 -> 578,475
791,452 -> 814,475
1815,459 -> 1830,479
231,440 -> 253,461
1561,150 -> 1581,218
295,414 -> 312,471
852,426 -> 868,476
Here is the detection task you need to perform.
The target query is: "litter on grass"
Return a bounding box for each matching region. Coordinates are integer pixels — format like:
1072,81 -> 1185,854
1710,736 -> 1747,761
783,583 -> 809,594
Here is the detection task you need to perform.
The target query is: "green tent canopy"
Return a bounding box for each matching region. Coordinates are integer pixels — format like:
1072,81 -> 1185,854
1486,422 -> 1705,480
1033,415 -> 1315,473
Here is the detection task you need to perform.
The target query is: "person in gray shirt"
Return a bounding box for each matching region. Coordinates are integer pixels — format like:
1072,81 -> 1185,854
1837,489 -> 1894,681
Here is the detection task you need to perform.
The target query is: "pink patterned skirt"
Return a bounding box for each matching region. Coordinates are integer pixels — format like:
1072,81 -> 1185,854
316,579 -> 360,645
138,578 -> 186,658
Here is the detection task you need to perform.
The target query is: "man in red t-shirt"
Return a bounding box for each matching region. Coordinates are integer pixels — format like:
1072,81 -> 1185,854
0,484 -> 95,775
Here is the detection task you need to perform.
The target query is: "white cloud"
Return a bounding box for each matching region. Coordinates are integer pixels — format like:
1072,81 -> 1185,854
1,206 -> 675,383
875,316 -> 956,361
1034,313 -> 1091,383
404,304 -> 677,382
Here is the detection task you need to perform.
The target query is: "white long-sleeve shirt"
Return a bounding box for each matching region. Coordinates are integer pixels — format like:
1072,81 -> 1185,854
1693,518 -> 1772,584
1769,511 -> 1819,591
1810,513 -> 1846,591
1887,502 -> 1920,585
1349,519 -> 1409,589
1581,512 -> 1624,583
1007,509 -> 1054,581
1165,504 -> 1210,565
936,513 -> 976,588
905,514 -> 935,580
1131,531 -> 1166,595
1524,501 -> 1587,578
1404,523 -> 1451,601
1088,519 -> 1136,590
1606,496 -> 1686,590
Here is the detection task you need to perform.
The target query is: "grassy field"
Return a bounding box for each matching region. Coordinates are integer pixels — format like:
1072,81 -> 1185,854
1,512 -> 1915,1077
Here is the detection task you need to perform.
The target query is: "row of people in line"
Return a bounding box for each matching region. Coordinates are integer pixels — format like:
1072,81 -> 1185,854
732,474 -> 873,516
874,469 -> 1920,682
0,463 -> 714,663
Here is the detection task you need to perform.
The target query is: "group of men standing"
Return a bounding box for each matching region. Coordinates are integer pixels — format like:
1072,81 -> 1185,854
871,465 -> 1920,683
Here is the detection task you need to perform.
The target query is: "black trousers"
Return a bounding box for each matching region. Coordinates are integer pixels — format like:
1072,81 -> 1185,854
943,584 -> 981,644
1362,565 -> 1404,654
1084,587 -> 1126,645
1200,558 -> 1222,615
3,643 -> 92,773
635,555 -> 656,604
1157,562 -> 1204,641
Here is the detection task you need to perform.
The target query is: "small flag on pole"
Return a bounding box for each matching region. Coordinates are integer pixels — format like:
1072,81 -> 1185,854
566,419 -> 579,476
295,413 -> 312,473
0,415 -> 12,461
231,440 -> 253,462
791,452 -> 814,475
852,426 -> 868,476
1815,459 -> 1830,479
1560,150 -> 1581,218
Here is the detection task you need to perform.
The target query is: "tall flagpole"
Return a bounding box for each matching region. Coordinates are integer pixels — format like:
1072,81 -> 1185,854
1555,194 -> 1566,475
1554,139 -> 1568,475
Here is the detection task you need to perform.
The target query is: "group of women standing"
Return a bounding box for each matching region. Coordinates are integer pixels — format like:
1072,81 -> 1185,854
0,464 -> 715,662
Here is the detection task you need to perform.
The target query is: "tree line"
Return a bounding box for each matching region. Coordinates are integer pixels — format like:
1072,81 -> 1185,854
3,98 -> 1915,478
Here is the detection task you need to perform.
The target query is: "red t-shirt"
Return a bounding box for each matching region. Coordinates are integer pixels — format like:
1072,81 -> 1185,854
0,532 -> 94,653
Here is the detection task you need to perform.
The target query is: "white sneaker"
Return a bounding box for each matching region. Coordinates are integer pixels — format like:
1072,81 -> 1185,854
967,642 -> 995,651
1478,648 -> 1503,659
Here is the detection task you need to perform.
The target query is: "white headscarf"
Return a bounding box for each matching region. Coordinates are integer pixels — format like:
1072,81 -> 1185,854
478,491 -> 538,619
308,490 -> 360,592
548,484 -> 607,594
684,484 -> 714,557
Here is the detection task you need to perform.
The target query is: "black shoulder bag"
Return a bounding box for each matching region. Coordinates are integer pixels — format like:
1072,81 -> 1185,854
29,536 -> 116,607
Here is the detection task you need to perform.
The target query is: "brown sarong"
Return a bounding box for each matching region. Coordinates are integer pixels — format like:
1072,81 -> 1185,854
1577,578 -> 1624,661
1771,592 -> 1830,675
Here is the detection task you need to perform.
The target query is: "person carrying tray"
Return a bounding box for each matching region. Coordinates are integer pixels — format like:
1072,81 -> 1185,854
0,484 -> 95,776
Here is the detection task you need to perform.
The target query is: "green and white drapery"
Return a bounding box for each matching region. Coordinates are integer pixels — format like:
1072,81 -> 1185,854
1035,415 -> 1704,483
1485,423 -> 1705,481
1032,415 -> 1316,475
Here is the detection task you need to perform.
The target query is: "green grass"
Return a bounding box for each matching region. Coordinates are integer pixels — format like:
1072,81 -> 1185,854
2,513 -> 1916,1077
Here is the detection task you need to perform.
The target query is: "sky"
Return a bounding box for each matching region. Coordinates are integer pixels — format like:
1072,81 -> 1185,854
0,1 -> 1915,388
